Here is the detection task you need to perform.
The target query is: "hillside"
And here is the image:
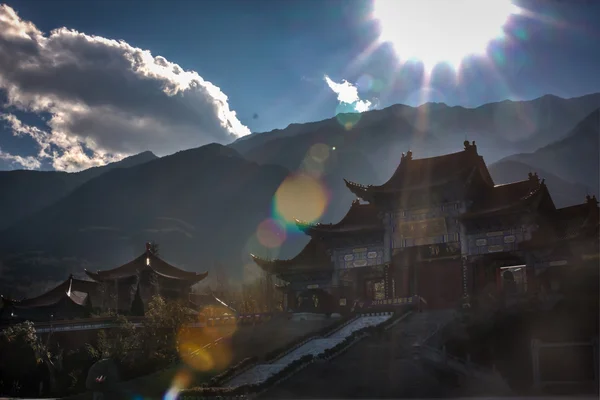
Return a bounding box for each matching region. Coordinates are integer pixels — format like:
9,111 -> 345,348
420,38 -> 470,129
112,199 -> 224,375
0,151 -> 158,230
501,108 -> 600,193
1,97 -> 599,298
231,93 -> 600,167
0,144 -> 291,297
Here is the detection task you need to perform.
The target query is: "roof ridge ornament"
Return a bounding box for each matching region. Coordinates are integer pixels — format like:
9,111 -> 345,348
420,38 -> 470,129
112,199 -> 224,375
528,171 -> 540,186
464,140 -> 477,154
401,150 -> 413,162
586,194 -> 599,207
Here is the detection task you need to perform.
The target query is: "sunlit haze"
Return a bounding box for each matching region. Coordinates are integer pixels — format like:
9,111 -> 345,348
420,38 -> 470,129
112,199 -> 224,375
373,0 -> 520,69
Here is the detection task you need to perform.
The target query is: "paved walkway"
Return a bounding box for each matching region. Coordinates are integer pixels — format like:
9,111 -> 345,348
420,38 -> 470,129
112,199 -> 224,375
261,310 -> 465,399
226,314 -> 392,387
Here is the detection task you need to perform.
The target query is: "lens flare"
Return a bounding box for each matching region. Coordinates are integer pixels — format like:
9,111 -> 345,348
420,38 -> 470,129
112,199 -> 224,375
335,102 -> 362,129
308,143 -> 330,163
164,368 -> 192,400
301,143 -> 331,177
356,74 -> 374,93
273,173 -> 329,224
256,218 -> 287,249
177,322 -> 236,372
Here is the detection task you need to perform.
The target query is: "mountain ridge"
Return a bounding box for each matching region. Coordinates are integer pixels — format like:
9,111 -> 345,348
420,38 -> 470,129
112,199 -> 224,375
0,150 -> 158,230
1,95 -> 599,298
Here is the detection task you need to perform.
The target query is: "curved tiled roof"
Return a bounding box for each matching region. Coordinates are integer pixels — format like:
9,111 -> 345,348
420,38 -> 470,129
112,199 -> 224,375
295,200 -> 382,235
520,195 -> 599,249
84,252 -> 208,283
460,174 -> 554,219
251,238 -> 333,275
3,275 -> 97,308
344,144 -> 493,202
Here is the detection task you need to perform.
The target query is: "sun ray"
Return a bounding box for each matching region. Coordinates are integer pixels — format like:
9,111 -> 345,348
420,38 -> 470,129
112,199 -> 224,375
372,0 -> 520,71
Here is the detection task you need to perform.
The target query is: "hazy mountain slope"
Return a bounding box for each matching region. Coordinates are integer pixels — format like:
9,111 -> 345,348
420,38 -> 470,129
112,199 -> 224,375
488,160 -> 594,208
0,144 -> 291,293
0,151 -> 158,230
231,93 -> 600,165
501,108 -> 600,192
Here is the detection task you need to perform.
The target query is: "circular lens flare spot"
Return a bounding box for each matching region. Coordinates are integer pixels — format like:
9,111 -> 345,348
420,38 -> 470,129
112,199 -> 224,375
256,218 -> 287,248
308,143 -> 330,163
335,103 -> 361,129
274,174 -> 329,223
356,74 -> 374,93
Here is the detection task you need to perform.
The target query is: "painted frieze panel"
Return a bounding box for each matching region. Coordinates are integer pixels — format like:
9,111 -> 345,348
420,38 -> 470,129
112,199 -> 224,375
336,245 -> 384,269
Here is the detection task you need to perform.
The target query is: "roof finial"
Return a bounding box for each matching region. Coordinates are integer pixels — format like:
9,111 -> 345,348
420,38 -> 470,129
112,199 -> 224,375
464,139 -> 477,154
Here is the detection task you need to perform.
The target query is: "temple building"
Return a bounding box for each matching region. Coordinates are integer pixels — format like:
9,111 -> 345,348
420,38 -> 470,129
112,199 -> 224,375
252,141 -> 600,313
84,244 -> 208,312
0,275 -> 94,323
0,244 -> 208,323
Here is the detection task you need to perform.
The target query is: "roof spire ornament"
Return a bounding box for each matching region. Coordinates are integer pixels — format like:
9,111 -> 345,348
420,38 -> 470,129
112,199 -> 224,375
463,140 -> 478,154
586,194 -> 599,207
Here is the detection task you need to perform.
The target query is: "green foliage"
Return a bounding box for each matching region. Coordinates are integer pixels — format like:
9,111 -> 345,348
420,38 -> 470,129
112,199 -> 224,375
0,321 -> 41,387
96,295 -> 196,379
130,284 -> 145,316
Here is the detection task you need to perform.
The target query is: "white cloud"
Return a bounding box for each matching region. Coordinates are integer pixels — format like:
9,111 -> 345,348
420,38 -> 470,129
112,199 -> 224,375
324,75 -> 372,113
0,4 -> 250,172
0,147 -> 41,169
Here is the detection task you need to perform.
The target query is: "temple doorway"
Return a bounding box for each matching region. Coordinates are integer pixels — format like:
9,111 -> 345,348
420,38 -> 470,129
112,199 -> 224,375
295,289 -> 333,313
499,264 -> 527,294
365,278 -> 386,301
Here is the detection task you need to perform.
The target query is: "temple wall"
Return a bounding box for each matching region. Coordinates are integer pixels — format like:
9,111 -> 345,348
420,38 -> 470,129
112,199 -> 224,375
332,244 -> 385,270
464,227 -> 532,256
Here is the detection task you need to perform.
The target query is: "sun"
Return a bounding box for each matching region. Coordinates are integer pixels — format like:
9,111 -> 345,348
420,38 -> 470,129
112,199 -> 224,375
373,0 -> 520,69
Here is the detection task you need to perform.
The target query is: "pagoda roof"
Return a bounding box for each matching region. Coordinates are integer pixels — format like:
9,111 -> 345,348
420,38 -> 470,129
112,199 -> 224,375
1,275 -> 97,308
521,195 -> 599,249
2,277 -> 91,322
84,251 -> 208,283
251,238 -> 333,275
344,142 -> 493,202
460,173 -> 555,219
295,200 -> 382,235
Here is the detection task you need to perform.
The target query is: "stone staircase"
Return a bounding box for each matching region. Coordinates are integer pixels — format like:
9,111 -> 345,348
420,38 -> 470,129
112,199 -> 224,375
225,314 -> 392,387
260,309 -> 464,399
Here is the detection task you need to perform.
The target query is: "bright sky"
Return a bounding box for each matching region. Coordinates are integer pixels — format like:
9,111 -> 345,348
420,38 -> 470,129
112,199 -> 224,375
1,0 -> 599,170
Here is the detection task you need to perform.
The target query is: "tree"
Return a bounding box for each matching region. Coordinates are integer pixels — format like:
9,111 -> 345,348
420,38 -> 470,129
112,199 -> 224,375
0,321 -> 61,396
130,284 -> 145,316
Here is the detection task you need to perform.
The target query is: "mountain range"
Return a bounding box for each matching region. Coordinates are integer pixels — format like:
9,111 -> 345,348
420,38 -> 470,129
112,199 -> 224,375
0,94 -> 598,298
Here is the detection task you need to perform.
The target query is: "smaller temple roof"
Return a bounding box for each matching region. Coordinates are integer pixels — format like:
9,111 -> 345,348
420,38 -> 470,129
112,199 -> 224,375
344,141 -> 493,202
294,200 -> 382,235
251,238 -> 333,275
460,172 -> 555,219
1,275 -> 97,309
84,246 -> 208,284
1,278 -> 92,322
521,195 -> 599,249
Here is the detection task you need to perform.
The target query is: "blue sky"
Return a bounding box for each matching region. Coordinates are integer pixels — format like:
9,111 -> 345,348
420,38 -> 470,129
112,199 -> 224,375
0,0 -> 599,171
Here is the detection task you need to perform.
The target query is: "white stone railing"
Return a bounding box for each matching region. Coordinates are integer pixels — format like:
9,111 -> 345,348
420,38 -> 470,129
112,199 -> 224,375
224,314 -> 392,388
